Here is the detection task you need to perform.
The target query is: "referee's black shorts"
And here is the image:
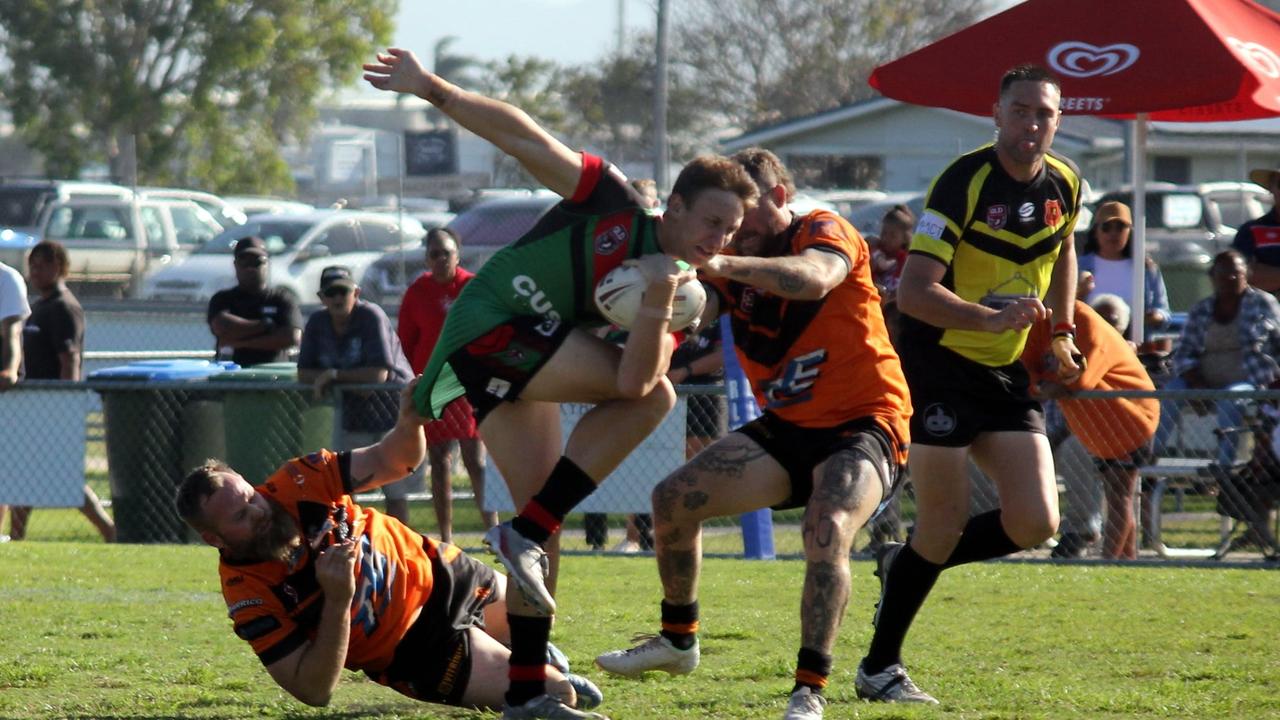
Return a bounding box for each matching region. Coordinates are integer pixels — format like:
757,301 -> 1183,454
902,343 -> 1044,448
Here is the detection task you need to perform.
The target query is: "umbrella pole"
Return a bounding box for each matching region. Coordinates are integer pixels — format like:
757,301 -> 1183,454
1128,116 -> 1148,346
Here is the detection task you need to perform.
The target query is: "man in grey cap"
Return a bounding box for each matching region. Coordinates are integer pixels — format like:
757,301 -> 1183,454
1234,167 -> 1280,295
207,236 -> 302,367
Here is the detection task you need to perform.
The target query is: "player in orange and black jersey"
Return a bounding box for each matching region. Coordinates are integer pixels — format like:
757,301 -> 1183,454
173,380 -> 600,715
597,149 -> 911,720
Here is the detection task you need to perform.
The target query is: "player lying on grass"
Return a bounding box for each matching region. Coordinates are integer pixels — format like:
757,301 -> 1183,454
174,380 -> 601,715
363,46 -> 758,720
596,149 -> 912,720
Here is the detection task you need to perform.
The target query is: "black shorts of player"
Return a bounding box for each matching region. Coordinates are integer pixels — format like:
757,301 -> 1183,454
447,315 -> 575,424
902,343 -> 1044,448
1093,443 -> 1155,473
685,388 -> 727,439
736,412 -> 902,511
367,539 -> 500,706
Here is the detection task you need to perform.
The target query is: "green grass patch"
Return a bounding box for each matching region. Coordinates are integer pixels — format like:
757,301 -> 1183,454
0,543 -> 1276,719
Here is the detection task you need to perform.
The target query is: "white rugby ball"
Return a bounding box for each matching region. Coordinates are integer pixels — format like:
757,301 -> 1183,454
594,262 -> 707,331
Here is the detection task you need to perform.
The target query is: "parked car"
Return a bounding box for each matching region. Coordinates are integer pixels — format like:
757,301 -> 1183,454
0,179 -> 134,236
361,195 -> 558,309
1093,181 -> 1270,309
787,193 -> 838,216
223,196 -> 315,217
137,187 -> 248,230
807,188 -> 889,218
141,210 -> 426,305
847,192 -> 927,239
26,197 -> 220,296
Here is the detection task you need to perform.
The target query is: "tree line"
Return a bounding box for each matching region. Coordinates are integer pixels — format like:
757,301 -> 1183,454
0,0 -> 990,195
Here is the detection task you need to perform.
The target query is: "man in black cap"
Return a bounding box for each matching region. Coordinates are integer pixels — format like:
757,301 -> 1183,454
1234,167 -> 1280,295
207,236 -> 302,367
298,266 -> 419,526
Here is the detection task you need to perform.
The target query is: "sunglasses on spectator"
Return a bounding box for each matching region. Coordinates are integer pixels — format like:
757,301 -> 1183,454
1100,221 -> 1130,232
236,257 -> 267,267
428,249 -> 454,259
322,286 -> 352,298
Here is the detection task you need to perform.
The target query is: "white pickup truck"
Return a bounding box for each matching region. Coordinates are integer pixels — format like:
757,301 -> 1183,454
36,197 -> 224,297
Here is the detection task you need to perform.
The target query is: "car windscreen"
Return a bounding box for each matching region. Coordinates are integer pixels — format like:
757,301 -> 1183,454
43,205 -> 135,241
1103,192 -> 1204,231
447,200 -> 558,248
195,220 -> 311,255
847,195 -> 926,239
0,187 -> 48,228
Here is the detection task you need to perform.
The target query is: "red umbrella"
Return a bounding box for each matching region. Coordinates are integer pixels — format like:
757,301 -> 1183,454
870,0 -> 1280,121
868,0 -> 1280,340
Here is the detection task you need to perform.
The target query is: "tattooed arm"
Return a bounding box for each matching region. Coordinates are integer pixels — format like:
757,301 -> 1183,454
349,380 -> 429,493
702,248 -> 848,301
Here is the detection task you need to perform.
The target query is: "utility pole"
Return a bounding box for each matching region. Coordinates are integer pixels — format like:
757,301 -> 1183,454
653,0 -> 670,190
617,0 -> 626,55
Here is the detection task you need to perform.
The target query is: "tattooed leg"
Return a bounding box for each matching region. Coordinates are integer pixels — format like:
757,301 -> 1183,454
651,433 -> 783,605
800,449 -> 882,653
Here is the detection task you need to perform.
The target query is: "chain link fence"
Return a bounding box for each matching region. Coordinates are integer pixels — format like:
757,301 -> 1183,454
1,377 -> 1277,562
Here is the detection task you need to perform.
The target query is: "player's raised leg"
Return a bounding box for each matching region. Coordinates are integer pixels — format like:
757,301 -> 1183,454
483,329 -> 676,612
481,329 -> 674,714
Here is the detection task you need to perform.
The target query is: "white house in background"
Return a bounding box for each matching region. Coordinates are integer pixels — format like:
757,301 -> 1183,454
720,97 -> 1280,194
289,92 -> 500,205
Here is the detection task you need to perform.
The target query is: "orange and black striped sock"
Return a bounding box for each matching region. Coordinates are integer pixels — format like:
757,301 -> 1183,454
659,600 -> 699,650
505,614 -> 551,707
793,647 -> 832,695
511,457 -> 597,544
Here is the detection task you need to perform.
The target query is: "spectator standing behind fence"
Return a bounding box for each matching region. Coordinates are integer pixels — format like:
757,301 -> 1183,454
299,266 -> 417,526
0,258 -> 30,541
871,204 -> 914,344
856,65 -> 1084,705
172,380 -> 601,714
1076,201 -> 1171,354
1233,165 -> 1280,295
207,236 -> 302,367
867,205 -> 915,548
9,241 -> 115,542
398,228 -> 498,542
1023,299 -> 1157,560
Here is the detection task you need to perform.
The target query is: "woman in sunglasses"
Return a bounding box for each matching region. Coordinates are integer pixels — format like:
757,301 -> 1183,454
1077,201 -> 1171,353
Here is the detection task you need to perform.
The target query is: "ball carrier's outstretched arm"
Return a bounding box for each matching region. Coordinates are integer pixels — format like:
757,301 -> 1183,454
364,48 -> 583,199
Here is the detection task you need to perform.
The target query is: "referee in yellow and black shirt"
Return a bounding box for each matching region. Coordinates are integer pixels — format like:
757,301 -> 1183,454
855,64 -> 1084,705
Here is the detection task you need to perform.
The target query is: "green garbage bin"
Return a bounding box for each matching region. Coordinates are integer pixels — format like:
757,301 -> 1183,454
90,359 -> 235,543
211,362 -> 334,486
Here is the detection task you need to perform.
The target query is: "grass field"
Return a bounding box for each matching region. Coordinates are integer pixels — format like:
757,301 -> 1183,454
1,542 -> 1277,720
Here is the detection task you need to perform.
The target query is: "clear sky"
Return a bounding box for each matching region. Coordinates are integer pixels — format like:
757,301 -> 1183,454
390,0 -> 652,69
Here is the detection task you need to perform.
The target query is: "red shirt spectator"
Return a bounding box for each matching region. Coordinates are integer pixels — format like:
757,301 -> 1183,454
399,265 -> 474,374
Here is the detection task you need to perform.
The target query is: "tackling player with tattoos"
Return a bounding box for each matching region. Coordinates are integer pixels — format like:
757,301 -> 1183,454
596,149 -> 911,720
